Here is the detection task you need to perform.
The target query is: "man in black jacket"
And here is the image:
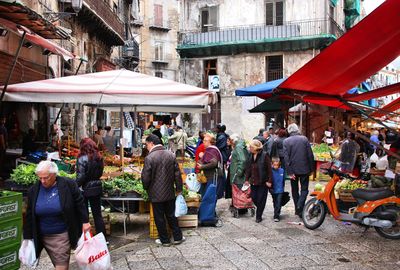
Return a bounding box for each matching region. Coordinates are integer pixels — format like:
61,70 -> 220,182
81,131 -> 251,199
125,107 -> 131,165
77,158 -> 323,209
141,134 -> 185,246
283,123 -> 315,218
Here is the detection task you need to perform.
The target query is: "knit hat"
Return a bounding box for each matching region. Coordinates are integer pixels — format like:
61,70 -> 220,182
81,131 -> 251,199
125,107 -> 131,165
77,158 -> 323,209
287,123 -> 300,134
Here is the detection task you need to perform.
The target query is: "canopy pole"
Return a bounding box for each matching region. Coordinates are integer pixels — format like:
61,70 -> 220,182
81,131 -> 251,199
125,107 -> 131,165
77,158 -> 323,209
299,103 -> 303,134
120,106 -> 124,167
0,31 -> 26,112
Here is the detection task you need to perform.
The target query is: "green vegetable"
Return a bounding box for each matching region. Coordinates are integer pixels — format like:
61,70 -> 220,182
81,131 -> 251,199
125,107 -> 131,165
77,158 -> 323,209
10,164 -> 38,186
58,170 -> 76,179
103,173 -> 148,200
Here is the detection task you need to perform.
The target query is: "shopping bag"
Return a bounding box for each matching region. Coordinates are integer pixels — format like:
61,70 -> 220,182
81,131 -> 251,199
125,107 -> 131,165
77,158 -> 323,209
75,232 -> 112,270
175,194 -> 188,217
186,173 -> 201,192
198,181 -> 217,224
232,184 -> 253,209
281,191 -> 290,207
19,239 -> 38,269
370,152 -> 379,163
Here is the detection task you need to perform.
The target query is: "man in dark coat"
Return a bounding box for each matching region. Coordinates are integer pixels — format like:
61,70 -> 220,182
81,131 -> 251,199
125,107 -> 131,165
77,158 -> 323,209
283,123 -> 315,218
141,134 -> 185,246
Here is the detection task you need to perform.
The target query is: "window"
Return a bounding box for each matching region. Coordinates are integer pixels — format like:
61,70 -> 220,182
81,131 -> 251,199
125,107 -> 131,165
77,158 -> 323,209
203,59 -> 217,88
154,42 -> 164,61
201,6 -> 218,32
265,1 -> 284,26
131,0 -> 139,19
155,71 -> 163,78
154,4 -> 163,26
266,55 -> 283,81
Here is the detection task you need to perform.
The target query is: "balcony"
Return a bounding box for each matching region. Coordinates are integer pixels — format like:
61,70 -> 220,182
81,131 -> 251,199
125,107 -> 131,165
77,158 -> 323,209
149,18 -> 171,32
177,19 -> 343,58
78,0 -> 125,46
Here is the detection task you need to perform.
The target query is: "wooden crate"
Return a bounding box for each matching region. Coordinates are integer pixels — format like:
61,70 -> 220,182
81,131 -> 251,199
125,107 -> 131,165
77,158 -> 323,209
178,214 -> 198,228
338,189 -> 356,203
186,200 -> 200,208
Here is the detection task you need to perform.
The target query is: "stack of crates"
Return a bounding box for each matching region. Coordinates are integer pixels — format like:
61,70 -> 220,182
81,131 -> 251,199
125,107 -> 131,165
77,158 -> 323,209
0,191 -> 23,270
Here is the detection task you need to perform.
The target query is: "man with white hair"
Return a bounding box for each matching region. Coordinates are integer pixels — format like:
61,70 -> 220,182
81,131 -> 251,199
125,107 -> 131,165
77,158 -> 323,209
283,123 -> 314,218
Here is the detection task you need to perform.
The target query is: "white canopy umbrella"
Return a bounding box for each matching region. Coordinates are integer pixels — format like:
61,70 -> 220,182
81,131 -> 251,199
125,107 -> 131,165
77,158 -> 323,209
2,69 -> 212,112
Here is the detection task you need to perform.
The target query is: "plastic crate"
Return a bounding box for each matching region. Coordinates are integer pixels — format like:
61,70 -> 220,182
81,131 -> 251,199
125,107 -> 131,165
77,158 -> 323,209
149,204 -> 171,239
0,242 -> 20,270
0,218 -> 22,248
0,191 -> 22,222
54,160 -> 72,173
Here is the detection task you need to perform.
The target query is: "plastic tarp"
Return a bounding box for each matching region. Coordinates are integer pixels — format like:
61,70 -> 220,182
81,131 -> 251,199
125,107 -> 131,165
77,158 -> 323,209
248,96 -> 292,113
278,0 -> 400,97
346,82 -> 400,102
235,78 -> 285,97
370,97 -> 400,118
1,69 -> 211,113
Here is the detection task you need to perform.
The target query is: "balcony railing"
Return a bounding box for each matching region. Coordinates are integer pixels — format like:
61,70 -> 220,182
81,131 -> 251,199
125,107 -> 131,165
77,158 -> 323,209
178,19 -> 343,47
83,0 -> 124,39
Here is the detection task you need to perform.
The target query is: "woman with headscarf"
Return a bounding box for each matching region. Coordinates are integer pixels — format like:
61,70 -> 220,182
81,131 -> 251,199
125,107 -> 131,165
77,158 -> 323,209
246,139 -> 272,223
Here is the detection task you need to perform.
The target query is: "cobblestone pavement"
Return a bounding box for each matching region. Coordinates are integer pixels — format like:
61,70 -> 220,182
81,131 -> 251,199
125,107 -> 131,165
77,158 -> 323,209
24,182 -> 400,270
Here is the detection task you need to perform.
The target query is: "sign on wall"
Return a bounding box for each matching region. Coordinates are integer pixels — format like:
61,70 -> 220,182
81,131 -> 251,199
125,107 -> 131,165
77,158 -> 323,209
208,75 -> 220,92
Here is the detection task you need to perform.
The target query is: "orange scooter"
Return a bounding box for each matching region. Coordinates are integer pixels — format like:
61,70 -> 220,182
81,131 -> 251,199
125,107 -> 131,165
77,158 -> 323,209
302,164 -> 400,239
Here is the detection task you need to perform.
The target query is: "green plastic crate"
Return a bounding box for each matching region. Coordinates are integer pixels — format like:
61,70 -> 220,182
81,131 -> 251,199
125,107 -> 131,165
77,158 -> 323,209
0,242 -> 20,270
0,191 -> 22,222
0,218 -> 22,248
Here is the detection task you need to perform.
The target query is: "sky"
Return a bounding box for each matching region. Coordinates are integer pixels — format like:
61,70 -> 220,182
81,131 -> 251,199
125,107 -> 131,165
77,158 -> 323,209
363,0 -> 400,68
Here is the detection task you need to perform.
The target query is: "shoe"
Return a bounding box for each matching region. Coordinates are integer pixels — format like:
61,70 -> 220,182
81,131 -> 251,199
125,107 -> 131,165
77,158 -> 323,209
155,239 -> 171,247
215,219 -> 223,227
274,218 -> 280,222
255,218 -> 262,223
173,236 -> 186,245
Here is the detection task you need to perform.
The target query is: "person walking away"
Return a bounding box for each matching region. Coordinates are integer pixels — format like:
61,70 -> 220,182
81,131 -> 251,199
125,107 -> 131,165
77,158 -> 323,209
246,139 -> 272,223
168,126 -> 188,157
76,138 -> 106,238
283,123 -> 314,218
271,128 -> 287,169
141,134 -> 184,246
339,132 -> 360,173
271,159 -> 285,222
262,130 -> 274,156
103,126 -> 117,154
24,161 -> 90,269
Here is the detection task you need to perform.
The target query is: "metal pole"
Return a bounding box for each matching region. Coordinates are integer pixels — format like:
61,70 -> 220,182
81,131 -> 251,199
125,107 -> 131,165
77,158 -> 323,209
0,31 -> 26,111
120,106 -> 124,167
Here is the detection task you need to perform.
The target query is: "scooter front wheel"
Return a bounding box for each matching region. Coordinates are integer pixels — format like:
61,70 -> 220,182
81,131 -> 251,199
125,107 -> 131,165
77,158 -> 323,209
302,198 -> 326,230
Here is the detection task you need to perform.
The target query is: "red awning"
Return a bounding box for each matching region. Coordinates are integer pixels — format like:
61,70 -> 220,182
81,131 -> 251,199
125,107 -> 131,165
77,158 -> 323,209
0,17 -> 76,61
370,97 -> 400,118
346,82 -> 400,102
278,0 -> 400,96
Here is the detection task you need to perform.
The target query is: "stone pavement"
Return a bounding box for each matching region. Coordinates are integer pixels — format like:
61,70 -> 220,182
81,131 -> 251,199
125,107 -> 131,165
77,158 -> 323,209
23,182 -> 400,270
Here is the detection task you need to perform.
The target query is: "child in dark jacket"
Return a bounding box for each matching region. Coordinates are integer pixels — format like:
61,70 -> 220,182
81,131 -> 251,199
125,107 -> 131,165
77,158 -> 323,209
271,160 -> 285,221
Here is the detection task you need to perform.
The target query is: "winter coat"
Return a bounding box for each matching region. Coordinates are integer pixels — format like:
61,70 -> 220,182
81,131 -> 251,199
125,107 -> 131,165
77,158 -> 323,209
216,132 -> 229,163
169,129 -> 188,152
76,155 -> 104,197
141,145 -> 183,202
246,151 -> 272,186
24,177 -> 89,258
283,132 -> 314,175
272,168 -> 285,194
271,136 -> 286,159
229,140 -> 249,185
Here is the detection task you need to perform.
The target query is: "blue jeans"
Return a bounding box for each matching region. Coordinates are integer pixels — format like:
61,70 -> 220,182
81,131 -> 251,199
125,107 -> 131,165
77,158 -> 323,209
290,174 -> 309,215
271,192 -> 283,218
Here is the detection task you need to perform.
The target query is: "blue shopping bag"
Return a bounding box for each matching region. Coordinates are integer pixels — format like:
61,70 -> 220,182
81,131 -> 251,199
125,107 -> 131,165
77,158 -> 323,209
199,178 -> 217,224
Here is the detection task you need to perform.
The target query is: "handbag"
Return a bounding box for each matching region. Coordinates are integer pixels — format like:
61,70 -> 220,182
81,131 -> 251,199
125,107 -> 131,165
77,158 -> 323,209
198,173 -> 218,224
196,171 -> 207,184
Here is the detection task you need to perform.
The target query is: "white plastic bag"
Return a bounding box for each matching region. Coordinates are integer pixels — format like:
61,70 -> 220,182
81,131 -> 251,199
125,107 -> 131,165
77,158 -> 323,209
175,194 -> 188,217
19,239 -> 38,269
370,152 -> 379,163
376,155 -> 388,170
75,232 -> 112,270
186,173 -> 200,192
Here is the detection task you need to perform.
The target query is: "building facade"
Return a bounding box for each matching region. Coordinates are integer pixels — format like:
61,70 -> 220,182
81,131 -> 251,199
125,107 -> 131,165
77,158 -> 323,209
177,0 -> 350,139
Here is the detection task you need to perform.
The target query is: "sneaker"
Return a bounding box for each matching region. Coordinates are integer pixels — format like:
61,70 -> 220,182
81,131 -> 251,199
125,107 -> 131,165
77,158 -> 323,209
155,239 -> 171,247
255,218 -> 262,223
274,218 -> 280,222
173,236 -> 186,245
215,219 -> 223,227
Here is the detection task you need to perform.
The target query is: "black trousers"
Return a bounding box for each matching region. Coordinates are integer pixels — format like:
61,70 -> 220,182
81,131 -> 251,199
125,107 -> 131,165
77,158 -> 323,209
152,199 -> 183,244
271,193 -> 283,218
251,184 -> 268,220
290,174 -> 309,214
84,196 -> 106,236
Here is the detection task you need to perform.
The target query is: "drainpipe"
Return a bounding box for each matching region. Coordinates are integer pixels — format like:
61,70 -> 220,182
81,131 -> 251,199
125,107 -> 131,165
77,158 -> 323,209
0,31 -> 26,113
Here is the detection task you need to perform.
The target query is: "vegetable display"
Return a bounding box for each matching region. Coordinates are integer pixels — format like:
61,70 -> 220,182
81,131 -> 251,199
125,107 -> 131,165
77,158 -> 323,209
58,170 -> 77,179
10,164 -> 38,185
103,173 -> 148,200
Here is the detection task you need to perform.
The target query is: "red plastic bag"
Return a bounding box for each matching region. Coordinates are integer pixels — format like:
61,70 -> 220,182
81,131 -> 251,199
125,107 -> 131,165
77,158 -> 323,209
232,184 -> 253,209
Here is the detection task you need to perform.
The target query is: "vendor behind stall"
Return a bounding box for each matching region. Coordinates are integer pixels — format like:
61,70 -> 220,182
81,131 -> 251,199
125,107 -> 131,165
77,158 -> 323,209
22,129 -> 37,156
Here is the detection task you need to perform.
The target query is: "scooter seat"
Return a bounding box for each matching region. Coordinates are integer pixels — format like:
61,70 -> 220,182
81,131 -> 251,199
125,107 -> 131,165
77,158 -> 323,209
352,187 -> 394,201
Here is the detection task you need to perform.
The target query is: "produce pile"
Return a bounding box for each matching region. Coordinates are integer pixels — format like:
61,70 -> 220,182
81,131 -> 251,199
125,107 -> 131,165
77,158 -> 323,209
335,178 -> 368,191
312,143 -> 337,161
102,173 -> 148,200
11,163 -> 77,185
